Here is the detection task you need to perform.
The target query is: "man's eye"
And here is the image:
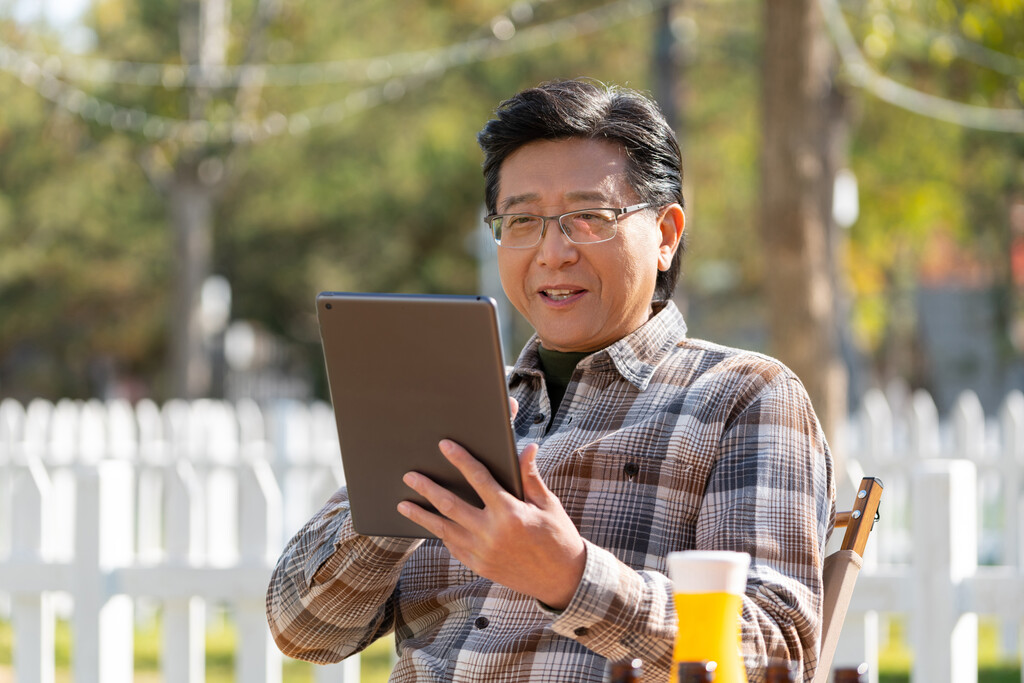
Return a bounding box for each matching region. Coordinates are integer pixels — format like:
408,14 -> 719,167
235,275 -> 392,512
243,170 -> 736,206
571,211 -> 614,225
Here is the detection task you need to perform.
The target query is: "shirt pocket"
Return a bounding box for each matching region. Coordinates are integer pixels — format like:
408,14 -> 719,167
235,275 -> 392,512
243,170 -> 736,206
566,425 -> 701,570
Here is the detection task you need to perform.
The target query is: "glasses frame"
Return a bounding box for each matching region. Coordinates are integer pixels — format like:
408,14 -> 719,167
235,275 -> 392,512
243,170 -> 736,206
484,202 -> 653,249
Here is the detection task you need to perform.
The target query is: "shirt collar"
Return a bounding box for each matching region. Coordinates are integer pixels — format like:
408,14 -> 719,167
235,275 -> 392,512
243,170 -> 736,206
509,300 -> 688,391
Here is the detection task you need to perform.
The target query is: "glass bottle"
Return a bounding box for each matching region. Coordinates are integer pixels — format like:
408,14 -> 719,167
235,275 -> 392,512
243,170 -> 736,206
677,661 -> 717,683
608,657 -> 643,683
667,550 -> 750,683
764,658 -> 799,682
833,664 -> 869,683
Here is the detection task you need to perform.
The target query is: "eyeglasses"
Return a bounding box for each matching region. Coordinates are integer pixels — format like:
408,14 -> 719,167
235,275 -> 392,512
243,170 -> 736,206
484,203 -> 652,249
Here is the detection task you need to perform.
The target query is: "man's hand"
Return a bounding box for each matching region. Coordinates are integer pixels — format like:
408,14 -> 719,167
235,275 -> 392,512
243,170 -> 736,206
396,400 -> 587,609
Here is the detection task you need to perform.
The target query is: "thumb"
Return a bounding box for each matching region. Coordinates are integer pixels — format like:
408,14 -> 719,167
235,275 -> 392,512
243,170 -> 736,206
518,443 -> 551,504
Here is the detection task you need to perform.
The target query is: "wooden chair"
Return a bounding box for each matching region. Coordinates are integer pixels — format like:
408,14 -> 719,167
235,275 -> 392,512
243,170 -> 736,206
810,476 -> 884,683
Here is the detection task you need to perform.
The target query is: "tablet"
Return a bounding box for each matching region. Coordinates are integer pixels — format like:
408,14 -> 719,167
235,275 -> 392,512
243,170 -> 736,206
316,292 -> 524,538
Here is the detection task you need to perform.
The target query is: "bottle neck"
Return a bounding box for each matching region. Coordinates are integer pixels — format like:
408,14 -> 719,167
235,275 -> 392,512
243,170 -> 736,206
677,660 -> 717,682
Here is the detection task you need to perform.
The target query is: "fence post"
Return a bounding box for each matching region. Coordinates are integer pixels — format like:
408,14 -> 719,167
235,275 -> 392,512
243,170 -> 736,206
11,454 -> 56,683
164,459 -> 207,683
72,459 -> 136,683
0,398 -> 24,567
832,391 -> 887,683
1000,391 -> 1024,566
911,459 -> 978,683
136,400 -> 167,566
998,392 -> 1024,662
238,458 -> 283,683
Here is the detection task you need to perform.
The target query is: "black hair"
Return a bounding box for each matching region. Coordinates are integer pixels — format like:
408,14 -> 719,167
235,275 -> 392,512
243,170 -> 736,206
477,79 -> 685,300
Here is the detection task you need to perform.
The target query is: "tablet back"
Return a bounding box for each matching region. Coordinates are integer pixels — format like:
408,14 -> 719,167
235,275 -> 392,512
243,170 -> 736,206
317,292 -> 523,538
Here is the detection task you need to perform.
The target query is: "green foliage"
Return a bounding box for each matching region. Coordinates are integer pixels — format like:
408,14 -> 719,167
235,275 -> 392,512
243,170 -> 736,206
0,34 -> 170,397
838,0 -> 1024,368
0,0 -> 1020,398
0,0 -> 687,399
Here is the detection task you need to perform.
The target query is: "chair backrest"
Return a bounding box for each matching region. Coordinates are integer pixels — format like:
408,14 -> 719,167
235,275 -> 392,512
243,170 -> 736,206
810,476 -> 884,683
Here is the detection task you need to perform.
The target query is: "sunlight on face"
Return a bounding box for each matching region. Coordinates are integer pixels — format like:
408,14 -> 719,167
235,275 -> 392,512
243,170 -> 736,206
495,138 -> 679,352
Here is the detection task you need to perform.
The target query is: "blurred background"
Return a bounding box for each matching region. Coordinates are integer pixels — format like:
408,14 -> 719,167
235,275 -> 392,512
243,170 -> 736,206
1,0 -> 1021,425
0,0 -> 1022,681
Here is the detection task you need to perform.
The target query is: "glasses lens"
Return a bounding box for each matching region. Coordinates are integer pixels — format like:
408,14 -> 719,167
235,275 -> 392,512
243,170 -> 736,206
493,214 -> 542,247
560,209 -> 617,243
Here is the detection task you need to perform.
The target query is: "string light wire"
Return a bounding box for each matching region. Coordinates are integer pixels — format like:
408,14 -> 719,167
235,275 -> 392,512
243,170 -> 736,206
836,3 -> 1024,78
820,0 -> 1024,134
5,0 -> 661,88
6,0 -> 1020,139
0,0 -> 671,143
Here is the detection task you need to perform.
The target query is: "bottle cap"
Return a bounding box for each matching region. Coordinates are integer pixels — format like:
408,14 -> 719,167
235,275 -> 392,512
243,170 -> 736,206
834,663 -> 869,682
765,657 -> 799,681
609,658 -> 643,675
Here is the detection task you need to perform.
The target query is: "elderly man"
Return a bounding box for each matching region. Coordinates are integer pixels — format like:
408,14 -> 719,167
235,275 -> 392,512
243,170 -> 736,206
267,79 -> 835,682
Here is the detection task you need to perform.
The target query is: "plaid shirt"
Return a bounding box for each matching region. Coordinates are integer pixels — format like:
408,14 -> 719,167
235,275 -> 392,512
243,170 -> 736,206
266,301 -> 835,682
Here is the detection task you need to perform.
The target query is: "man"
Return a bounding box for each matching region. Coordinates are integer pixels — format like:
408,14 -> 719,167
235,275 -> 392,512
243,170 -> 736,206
266,79 -> 835,682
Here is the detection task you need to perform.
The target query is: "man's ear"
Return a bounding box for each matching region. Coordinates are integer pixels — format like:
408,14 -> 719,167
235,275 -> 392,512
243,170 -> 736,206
657,204 -> 685,271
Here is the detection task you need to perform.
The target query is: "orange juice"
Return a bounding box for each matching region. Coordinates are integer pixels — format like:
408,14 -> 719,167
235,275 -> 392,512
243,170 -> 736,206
672,591 -> 747,683
667,550 -> 750,683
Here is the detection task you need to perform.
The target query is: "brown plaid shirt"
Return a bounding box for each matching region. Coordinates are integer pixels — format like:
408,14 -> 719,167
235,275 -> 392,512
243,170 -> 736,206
266,301 -> 835,682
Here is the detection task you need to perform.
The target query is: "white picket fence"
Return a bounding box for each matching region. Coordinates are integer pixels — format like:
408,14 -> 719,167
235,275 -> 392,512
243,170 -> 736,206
0,390 -> 1022,682
0,397 -> 360,683
834,387 -> 1024,683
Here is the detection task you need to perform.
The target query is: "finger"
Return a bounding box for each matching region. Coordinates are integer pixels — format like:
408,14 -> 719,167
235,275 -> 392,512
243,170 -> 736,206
397,500 -> 453,540
438,439 -> 514,508
402,470 -> 477,524
518,443 -> 552,504
509,396 -> 519,420
398,500 -> 484,571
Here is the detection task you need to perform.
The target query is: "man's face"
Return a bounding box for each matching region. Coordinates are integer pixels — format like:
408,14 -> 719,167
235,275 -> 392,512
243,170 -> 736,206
495,137 -> 683,353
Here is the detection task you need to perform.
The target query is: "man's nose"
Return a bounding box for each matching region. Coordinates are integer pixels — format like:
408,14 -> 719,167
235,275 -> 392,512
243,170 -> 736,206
536,217 -> 578,265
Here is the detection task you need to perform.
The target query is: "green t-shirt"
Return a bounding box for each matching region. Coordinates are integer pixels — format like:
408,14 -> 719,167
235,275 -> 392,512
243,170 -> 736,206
537,346 -> 589,418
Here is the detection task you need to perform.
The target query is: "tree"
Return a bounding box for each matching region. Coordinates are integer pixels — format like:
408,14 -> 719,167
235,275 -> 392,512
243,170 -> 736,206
835,0 -> 1024,405
759,0 -> 847,442
0,0 -> 691,400
3,0 -> 1019,410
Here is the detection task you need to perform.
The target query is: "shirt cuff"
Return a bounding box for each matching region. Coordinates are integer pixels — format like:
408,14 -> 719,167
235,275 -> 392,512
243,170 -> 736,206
546,539 -> 645,647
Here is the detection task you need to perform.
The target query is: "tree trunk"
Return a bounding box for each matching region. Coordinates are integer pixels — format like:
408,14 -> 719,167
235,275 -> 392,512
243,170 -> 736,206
652,1 -> 692,314
760,0 -> 847,446
652,1 -> 683,145
169,166 -> 215,399
167,0 -> 229,398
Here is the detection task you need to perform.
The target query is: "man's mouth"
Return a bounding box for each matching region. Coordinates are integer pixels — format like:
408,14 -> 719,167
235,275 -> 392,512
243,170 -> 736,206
542,288 -> 583,302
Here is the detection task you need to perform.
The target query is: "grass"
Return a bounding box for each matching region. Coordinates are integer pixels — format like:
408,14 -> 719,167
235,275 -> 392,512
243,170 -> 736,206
873,617 -> 1021,683
0,614 -> 1019,681
0,611 -> 396,682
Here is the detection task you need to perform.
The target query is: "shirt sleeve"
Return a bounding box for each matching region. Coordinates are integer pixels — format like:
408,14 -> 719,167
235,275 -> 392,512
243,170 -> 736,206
547,368 -> 835,683
547,541 -> 677,674
265,485 -> 422,663
705,372 -> 835,681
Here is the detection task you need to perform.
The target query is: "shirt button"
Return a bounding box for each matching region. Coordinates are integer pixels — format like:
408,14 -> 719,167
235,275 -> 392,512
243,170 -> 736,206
623,462 -> 640,478
533,414 -> 546,424
475,616 -> 489,629
573,627 -> 589,637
